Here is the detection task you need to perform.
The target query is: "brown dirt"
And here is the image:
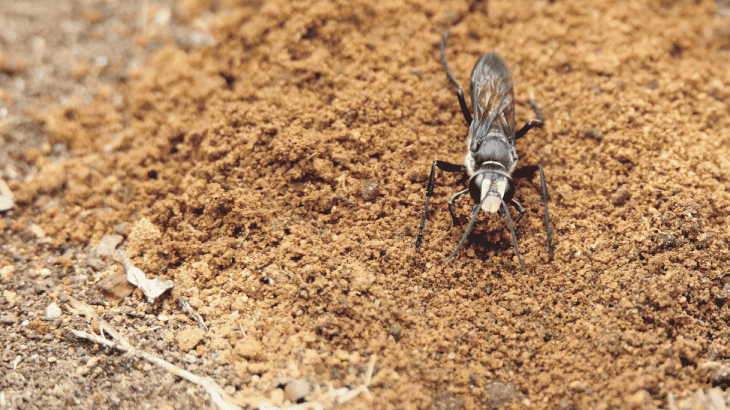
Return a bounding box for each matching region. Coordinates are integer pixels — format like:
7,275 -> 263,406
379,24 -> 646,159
3,0 -> 730,409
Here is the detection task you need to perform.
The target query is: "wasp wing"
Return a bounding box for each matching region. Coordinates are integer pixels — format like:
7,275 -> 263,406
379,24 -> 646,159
469,53 -> 516,150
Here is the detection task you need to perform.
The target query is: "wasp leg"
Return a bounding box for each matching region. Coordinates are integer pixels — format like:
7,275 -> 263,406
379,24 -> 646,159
502,198 -> 526,273
416,160 -> 468,250
509,199 -> 525,224
539,164 -> 554,259
444,196 -> 485,263
447,188 -> 470,226
516,98 -> 544,140
441,30 -> 473,127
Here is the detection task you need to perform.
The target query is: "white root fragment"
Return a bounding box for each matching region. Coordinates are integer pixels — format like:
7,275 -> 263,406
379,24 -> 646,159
117,250 -> 173,303
179,297 -> 208,331
70,315 -> 240,410
67,290 -> 378,410
0,179 -> 14,211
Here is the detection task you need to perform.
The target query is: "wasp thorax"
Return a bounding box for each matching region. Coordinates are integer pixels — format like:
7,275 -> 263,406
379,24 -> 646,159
472,138 -> 512,170
469,171 -> 515,214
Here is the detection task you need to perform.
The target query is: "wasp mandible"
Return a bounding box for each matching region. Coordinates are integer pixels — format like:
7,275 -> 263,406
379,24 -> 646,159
415,30 -> 554,271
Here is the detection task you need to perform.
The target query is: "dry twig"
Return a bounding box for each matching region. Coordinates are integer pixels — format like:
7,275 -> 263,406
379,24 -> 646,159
179,297 -> 208,331
70,315 -> 239,410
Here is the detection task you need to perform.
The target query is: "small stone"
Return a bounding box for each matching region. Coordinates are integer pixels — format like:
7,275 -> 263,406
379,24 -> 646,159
569,380 -> 589,391
361,178 -> 379,201
0,195 -> 13,212
284,380 -> 312,403
0,179 -> 13,211
710,365 -> 730,389
485,381 -> 520,410
0,265 -> 15,279
248,362 -> 268,374
183,353 -> 197,364
86,257 -> 107,271
4,290 -> 18,308
1,313 -> 18,324
46,302 -> 62,319
584,127 -> 602,140
269,388 -> 284,406
625,389 -> 651,408
389,325 -> 402,339
262,264 -> 287,284
113,222 -> 130,235
47,357 -> 57,363
612,186 -> 631,207
96,269 -> 135,300
93,234 -> 124,257
29,223 -> 46,238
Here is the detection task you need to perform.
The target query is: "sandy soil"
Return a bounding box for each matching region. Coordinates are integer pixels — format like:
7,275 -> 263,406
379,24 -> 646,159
3,0 -> 730,409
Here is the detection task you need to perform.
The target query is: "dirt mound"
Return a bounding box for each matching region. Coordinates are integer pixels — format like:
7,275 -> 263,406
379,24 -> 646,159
4,0 -> 730,408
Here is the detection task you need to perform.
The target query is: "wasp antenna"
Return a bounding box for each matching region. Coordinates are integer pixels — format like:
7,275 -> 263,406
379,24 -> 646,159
529,97 -> 544,124
501,198 -> 526,273
443,195 -> 487,264
440,30 -> 458,91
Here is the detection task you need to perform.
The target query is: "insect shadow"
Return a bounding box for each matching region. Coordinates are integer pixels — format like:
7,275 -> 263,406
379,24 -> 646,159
415,30 -> 554,271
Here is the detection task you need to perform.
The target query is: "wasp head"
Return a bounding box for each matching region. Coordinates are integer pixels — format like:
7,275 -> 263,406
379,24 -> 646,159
468,169 -> 515,214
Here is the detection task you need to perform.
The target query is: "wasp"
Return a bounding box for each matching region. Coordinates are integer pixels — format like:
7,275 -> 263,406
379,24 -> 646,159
415,30 -> 554,271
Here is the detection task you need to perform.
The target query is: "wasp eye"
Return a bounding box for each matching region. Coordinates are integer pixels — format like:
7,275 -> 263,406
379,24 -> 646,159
469,173 -> 484,203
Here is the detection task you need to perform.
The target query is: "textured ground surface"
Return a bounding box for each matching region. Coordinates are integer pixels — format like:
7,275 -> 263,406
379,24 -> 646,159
3,0 -> 730,409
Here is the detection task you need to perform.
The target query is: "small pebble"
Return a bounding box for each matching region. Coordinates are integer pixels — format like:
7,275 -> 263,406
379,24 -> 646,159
270,388 -> 284,406
362,178 -> 379,201
0,195 -> 13,212
93,234 -> 124,257
584,127 -> 602,140
184,353 -> 197,364
30,224 -> 46,238
1,313 -> 18,324
46,302 -> 62,319
0,265 -> 15,279
0,179 -> 13,211
612,186 -> 631,207
284,380 -> 312,403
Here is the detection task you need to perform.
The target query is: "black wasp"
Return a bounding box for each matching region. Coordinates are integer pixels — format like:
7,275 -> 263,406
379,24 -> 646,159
415,30 -> 554,271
